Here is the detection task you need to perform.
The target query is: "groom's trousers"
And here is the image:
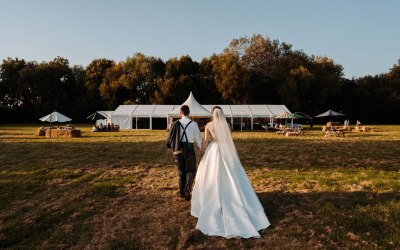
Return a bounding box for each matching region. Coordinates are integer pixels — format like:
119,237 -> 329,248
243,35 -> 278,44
175,145 -> 196,197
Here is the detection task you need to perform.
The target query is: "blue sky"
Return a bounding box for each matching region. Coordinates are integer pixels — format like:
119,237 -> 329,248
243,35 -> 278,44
0,0 -> 399,78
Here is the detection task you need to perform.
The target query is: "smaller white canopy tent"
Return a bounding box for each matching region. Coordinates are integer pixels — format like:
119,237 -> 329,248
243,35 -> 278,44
112,105 -> 138,129
275,111 -> 297,128
39,111 -> 72,123
96,111 -> 113,126
168,92 -> 212,117
275,111 -> 296,119
267,105 -> 291,127
315,110 -> 345,118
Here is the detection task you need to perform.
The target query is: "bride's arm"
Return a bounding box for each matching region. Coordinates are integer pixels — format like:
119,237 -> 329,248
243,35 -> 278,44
201,125 -> 210,154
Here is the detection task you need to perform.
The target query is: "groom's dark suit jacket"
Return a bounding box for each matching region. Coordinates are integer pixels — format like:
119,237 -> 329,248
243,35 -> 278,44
166,121 -> 182,154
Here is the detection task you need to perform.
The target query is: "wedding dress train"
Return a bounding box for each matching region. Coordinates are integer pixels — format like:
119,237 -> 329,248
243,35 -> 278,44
191,122 -> 270,238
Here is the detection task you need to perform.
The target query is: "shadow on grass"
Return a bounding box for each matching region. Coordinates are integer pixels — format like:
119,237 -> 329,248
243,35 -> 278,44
259,191 -> 399,221
256,191 -> 400,249
0,141 -> 174,171
176,191 -> 400,249
104,191 -> 399,249
237,138 -> 400,171
1,185 -> 399,249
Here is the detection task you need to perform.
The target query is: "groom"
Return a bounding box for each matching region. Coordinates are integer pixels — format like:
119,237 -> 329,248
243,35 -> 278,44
167,105 -> 202,201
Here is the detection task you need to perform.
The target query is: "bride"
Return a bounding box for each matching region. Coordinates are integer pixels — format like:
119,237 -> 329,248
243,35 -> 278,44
191,106 -> 270,238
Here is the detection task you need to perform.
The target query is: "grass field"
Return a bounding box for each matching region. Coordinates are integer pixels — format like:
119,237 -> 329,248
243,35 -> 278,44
0,125 -> 399,249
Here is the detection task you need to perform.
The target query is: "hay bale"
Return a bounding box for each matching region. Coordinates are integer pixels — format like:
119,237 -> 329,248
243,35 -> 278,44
45,128 -> 81,138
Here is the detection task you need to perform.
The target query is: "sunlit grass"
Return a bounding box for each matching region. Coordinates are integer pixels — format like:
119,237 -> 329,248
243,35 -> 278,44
0,124 -> 399,249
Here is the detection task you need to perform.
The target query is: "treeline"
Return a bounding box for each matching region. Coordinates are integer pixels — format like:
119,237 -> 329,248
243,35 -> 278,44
1,34 -> 399,123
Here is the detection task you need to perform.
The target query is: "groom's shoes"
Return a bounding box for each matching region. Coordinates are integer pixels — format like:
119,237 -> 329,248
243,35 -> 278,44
184,189 -> 191,201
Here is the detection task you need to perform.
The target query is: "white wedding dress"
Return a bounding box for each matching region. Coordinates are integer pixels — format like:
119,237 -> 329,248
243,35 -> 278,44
191,112 -> 270,238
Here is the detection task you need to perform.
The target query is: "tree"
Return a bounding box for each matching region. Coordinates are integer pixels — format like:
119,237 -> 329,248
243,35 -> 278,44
0,36 -> 399,123
0,58 -> 29,111
99,62 -> 125,109
197,57 -> 222,104
30,57 -> 75,116
210,53 -> 250,104
222,34 -> 295,104
84,59 -> 115,111
122,53 -> 165,104
350,59 -> 400,123
99,53 -> 165,107
153,56 -> 200,104
304,56 -> 344,114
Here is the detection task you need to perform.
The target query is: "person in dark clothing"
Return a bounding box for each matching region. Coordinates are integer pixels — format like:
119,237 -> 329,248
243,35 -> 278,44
167,105 -> 202,201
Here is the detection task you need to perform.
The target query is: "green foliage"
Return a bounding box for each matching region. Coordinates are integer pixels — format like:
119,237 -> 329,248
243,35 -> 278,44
0,34 -> 399,122
84,58 -> 115,110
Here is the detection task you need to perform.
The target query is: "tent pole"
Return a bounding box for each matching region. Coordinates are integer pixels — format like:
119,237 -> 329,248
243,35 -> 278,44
241,116 -> 243,132
231,116 -> 233,130
50,115 -> 52,138
251,117 -> 253,130
136,115 -> 138,130
150,116 -> 152,130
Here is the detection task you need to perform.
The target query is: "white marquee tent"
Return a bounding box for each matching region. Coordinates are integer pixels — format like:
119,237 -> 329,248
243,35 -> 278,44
201,104 -> 290,130
111,105 -> 138,130
111,92 -> 291,130
168,92 -> 212,117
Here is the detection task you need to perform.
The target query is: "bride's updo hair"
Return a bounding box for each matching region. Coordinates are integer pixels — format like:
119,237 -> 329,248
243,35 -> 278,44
212,106 -> 223,121
212,106 -> 222,112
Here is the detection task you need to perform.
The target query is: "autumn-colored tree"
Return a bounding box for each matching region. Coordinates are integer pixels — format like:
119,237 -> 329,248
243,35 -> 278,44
99,54 -> 165,108
210,53 -> 250,104
0,34 -> 399,123
99,63 -> 125,109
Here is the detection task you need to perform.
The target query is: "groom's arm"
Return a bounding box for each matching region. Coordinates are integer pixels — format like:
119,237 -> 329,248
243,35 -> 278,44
166,122 -> 176,148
